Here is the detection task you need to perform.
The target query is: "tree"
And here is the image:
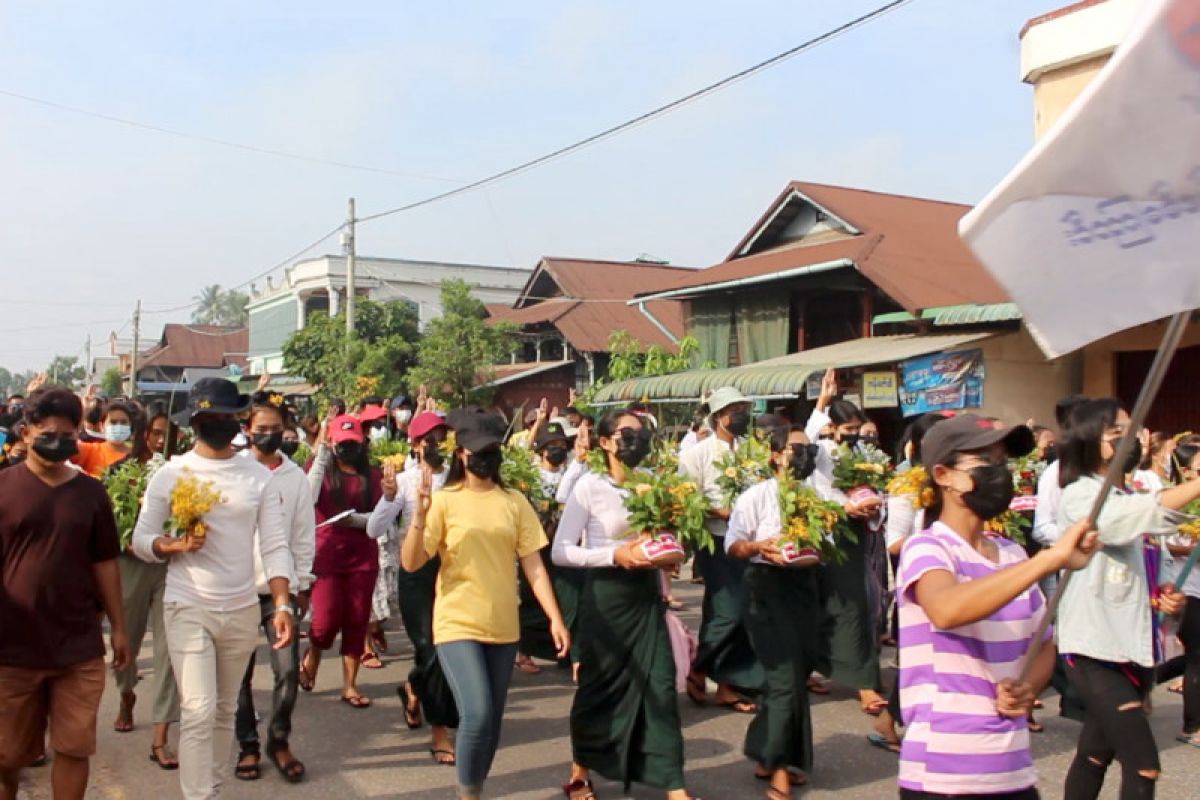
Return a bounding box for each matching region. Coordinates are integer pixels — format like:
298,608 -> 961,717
408,279 -> 519,406
221,290 -> 250,327
0,367 -> 11,399
282,299 -> 420,405
192,284 -> 224,325
577,331 -> 712,429
100,367 -> 124,398
45,355 -> 86,389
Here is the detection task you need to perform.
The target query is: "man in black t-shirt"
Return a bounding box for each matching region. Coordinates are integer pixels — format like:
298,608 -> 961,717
0,385 -> 129,800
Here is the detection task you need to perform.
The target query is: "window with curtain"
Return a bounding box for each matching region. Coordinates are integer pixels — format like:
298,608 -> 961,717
735,292 -> 790,365
687,298 -> 733,368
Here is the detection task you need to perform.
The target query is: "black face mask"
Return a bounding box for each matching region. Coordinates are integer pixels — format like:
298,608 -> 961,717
1041,444 -> 1058,464
194,418 -> 241,450
335,441 -> 364,463
962,463 -> 1015,521
726,411 -> 751,437
615,429 -> 650,468
818,432 -> 834,441
32,434 -> 79,463
466,449 -> 502,479
838,432 -> 861,448
789,443 -> 819,481
422,440 -> 444,470
860,436 -> 880,449
252,432 -> 283,455
280,440 -> 300,457
544,446 -> 569,467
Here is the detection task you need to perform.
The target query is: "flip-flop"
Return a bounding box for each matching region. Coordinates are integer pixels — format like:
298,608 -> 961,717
717,698 -> 758,714
341,694 -> 371,709
754,768 -> 807,785
861,698 -> 888,717
1175,732 -> 1200,748
867,732 -> 901,754
398,683 -> 424,729
430,748 -> 456,765
686,674 -> 708,706
361,652 -> 384,669
298,649 -> 316,692
562,778 -> 596,799
806,677 -> 832,695
514,658 -> 543,675
1169,682 -> 1185,695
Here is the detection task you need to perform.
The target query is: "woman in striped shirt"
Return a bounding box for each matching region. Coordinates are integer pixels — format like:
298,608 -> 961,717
896,414 -> 1097,799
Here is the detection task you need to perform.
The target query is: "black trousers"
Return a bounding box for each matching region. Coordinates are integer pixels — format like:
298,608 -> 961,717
1178,596 -> 1200,734
235,594 -> 300,752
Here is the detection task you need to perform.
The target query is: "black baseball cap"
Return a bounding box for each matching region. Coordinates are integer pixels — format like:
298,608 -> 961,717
535,422 -> 569,451
446,406 -> 506,452
921,413 -> 1034,466
171,377 -> 250,426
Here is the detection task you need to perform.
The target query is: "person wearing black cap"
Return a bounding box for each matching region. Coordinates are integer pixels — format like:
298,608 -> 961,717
401,407 -> 568,800
895,414 -> 1098,799
131,378 -> 295,800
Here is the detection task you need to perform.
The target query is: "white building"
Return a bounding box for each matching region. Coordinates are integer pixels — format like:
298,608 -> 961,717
246,255 -> 529,375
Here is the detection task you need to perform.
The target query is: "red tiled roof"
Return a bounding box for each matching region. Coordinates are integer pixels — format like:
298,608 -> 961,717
640,182 -> 1010,311
139,324 -> 249,369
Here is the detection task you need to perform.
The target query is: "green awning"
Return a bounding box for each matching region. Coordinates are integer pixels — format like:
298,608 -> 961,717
872,303 -> 1022,327
590,332 -> 995,404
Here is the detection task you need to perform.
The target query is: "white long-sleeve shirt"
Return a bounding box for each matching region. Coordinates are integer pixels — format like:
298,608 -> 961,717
239,452 -> 316,595
804,408 -> 839,501
678,433 -> 738,538
885,492 -> 926,552
132,450 -> 291,611
555,459 -> 589,506
1031,460 -> 1063,547
366,467 -> 448,549
725,478 -> 782,565
551,471 -> 631,568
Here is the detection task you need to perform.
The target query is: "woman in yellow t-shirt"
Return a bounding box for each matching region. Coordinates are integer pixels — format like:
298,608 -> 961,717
401,407 -> 569,800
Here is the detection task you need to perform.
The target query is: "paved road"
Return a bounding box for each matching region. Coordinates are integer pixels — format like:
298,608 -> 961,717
15,582 -> 1197,798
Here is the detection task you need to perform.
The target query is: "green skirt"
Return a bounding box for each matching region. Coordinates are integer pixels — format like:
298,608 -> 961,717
397,557 -> 459,727
692,537 -> 764,691
742,564 -> 820,773
517,547 -> 582,663
819,521 -> 881,691
571,568 -> 685,791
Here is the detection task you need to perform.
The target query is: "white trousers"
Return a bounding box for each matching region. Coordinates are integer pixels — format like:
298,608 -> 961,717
165,603 -> 259,800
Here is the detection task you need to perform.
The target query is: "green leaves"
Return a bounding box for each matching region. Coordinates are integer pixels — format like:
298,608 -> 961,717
191,285 -> 248,327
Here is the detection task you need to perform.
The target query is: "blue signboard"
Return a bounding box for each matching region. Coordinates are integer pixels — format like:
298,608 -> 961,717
899,348 -> 985,417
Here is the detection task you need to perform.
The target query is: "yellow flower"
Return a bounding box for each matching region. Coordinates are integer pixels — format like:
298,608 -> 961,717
635,483 -> 653,497
724,467 -> 739,479
676,481 -> 696,495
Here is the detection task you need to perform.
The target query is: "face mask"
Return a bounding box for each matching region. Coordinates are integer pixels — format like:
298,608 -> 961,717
838,432 -> 861,448
252,432 -> 283,455
369,425 -> 388,442
335,441 -> 364,463
32,433 -> 79,463
194,418 -> 241,450
962,463 -> 1015,521
9,405 -> 23,417
104,423 -> 132,443
544,446 -> 569,467
1042,444 -> 1058,464
395,410 -> 412,424
860,436 -> 880,449
789,443 -> 819,481
726,410 -> 751,437
615,429 -> 650,468
280,440 -> 300,457
818,432 -> 834,441
422,440 -> 444,469
1122,441 -> 1143,475
466,449 -> 502,479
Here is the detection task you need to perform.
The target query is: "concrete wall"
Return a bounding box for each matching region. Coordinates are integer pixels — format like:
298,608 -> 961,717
977,327 -> 1082,426
1030,54 -> 1111,139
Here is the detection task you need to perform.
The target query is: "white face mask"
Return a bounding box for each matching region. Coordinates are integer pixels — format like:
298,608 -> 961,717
394,409 -> 412,424
369,425 -> 389,442
104,423 -> 132,443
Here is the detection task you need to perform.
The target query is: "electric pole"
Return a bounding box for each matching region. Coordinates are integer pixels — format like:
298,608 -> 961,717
345,197 -> 357,349
129,300 -> 141,398
85,333 -> 91,386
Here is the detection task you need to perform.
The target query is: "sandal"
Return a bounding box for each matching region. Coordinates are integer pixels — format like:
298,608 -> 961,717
867,732 -> 901,754
717,697 -> 758,714
514,656 -> 542,675
370,629 -> 388,655
766,788 -> 789,800
562,778 -> 596,799
361,652 -> 384,670
399,682 -> 423,729
298,649 -> 316,692
341,693 -> 371,709
430,748 -> 457,766
235,750 -> 261,781
149,743 -> 179,771
1027,717 -> 1044,733
266,741 -> 306,783
113,692 -> 136,733
860,696 -> 888,717
806,676 -> 832,695
686,674 -> 708,706
754,767 -> 807,785
1169,680 -> 1185,695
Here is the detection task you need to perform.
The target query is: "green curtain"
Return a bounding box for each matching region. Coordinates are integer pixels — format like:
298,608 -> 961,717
736,292 -> 789,365
688,298 -> 733,368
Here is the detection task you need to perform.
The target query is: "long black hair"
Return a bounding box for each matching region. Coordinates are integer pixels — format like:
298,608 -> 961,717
828,399 -> 866,426
1058,397 -> 1122,488
904,413 -> 949,467
444,444 -> 505,489
1172,436 -> 1200,484
330,439 -> 373,510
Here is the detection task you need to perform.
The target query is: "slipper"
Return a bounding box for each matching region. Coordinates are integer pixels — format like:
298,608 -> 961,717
149,744 -> 179,771
399,683 -> 423,729
341,694 -> 371,709
717,698 -> 758,714
667,598 -> 684,611
514,657 -> 542,675
685,674 -> 707,706
861,698 -> 888,717
1027,718 -> 1044,733
1169,681 -> 1185,695
754,768 -> 807,785
266,742 -> 306,783
766,789 -> 789,800
430,748 -> 456,766
867,732 -> 901,754
235,751 -> 261,781
562,778 -> 596,799
806,677 -> 832,695
1176,732 -> 1200,748
370,630 -> 388,655
361,652 -> 384,669
298,648 -> 316,692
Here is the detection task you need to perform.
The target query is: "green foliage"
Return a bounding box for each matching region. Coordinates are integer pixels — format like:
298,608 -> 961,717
407,279 -> 518,407
45,355 -> 86,389
100,367 -> 124,398
103,459 -> 153,549
620,466 -> 713,554
191,284 -> 248,327
368,438 -> 410,467
777,475 -> 854,564
289,442 -> 314,468
283,299 -> 420,405
714,434 -> 774,507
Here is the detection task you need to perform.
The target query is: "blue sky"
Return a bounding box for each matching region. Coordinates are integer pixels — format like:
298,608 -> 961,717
0,0 -> 1056,371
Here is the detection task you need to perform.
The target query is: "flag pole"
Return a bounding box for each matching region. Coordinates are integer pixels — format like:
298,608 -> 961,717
1017,310 -> 1192,682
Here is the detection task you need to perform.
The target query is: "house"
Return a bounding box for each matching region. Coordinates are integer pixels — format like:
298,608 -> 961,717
484,256 -> 694,414
246,254 -> 530,377
127,324 -> 249,394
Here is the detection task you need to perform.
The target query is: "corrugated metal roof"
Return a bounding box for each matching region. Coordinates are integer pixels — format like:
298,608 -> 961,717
486,361 -> 574,387
139,325 -> 249,370
590,332 -> 995,404
872,303 -> 1023,326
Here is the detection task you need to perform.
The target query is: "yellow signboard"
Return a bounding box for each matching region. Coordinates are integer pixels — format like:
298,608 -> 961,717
862,371 -> 898,409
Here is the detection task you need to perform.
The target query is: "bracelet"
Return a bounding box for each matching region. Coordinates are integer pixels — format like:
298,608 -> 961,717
274,605 -> 295,616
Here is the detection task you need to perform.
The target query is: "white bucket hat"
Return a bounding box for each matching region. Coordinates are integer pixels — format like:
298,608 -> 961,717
707,386 -> 750,416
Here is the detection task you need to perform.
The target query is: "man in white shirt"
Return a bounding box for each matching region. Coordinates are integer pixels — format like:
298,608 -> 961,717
679,386 -> 763,712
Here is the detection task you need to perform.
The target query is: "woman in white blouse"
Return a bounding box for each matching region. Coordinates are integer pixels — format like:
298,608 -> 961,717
551,409 -> 699,800
725,423 -> 821,799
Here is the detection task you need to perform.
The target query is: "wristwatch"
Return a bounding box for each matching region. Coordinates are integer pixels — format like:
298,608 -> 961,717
274,605 -> 296,617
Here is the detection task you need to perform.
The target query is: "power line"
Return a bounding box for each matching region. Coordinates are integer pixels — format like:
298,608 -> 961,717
0,88 -> 463,184
357,0 -> 916,225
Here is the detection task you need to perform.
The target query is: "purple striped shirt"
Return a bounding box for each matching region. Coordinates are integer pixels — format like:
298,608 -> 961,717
897,522 -> 1050,795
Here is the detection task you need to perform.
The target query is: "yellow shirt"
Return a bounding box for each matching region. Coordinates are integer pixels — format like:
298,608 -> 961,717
424,484 -> 547,645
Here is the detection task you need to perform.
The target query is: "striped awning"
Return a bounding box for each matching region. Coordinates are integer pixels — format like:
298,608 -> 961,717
590,332 -> 995,404
872,302 -> 1022,327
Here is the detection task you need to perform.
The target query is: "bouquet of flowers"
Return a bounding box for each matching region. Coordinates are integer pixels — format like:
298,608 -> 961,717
501,445 -> 555,514
832,441 -> 893,505
985,510 -> 1029,545
1177,499 -> 1200,540
886,465 -> 933,509
777,475 -> 853,565
369,438 -> 411,469
103,459 -> 153,549
714,434 -> 774,507
1008,454 -> 1045,514
621,468 -> 713,563
165,470 -> 225,539
438,431 -> 458,461
289,442 -> 313,468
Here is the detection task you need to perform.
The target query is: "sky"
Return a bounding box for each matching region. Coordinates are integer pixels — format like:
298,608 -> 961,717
0,0 -> 1058,372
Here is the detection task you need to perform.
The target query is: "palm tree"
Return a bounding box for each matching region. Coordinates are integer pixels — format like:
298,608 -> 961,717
192,284 -> 225,325
220,290 -> 250,327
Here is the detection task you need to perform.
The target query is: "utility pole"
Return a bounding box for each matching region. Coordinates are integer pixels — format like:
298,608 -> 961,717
84,333 -> 91,385
344,197 -> 357,349
129,300 -> 141,398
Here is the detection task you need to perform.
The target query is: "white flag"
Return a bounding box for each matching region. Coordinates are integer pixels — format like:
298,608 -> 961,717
960,0 -> 1200,358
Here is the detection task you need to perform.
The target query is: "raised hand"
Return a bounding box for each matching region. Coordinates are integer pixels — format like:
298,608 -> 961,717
257,371 -> 272,391
382,460 -> 398,501
817,367 -> 837,411
574,421 -> 592,462
416,462 -> 434,516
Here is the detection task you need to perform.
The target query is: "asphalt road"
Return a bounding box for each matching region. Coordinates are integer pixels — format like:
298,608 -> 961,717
14,581 -> 1197,799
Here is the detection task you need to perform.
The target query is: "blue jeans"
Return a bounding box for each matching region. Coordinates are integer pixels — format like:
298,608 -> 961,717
436,640 -> 518,797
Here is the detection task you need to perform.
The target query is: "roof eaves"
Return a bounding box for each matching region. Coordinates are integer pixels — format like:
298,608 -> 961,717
631,257 -> 855,303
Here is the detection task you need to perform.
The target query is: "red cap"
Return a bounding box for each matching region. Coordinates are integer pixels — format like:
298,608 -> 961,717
409,411 -> 447,442
359,404 -> 388,423
329,414 -> 365,444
